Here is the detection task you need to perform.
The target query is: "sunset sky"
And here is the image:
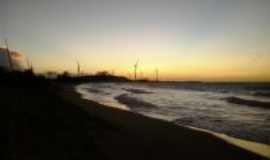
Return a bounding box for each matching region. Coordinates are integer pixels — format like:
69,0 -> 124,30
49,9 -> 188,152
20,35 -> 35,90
1,0 -> 270,81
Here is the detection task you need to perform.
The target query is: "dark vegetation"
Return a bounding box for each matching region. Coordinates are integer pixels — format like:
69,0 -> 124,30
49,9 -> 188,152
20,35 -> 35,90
0,68 -> 47,86
0,68 -> 114,160
56,71 -> 129,83
0,68 -> 129,85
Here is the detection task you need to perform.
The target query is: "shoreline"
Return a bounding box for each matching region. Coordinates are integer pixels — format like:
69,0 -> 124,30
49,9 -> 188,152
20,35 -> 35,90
75,83 -> 270,147
58,84 -> 270,159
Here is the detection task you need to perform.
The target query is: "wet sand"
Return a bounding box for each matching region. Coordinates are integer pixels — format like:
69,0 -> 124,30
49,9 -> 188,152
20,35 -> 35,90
2,82 -> 269,160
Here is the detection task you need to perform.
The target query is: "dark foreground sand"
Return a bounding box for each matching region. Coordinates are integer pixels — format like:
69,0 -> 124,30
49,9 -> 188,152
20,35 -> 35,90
2,82 -> 269,160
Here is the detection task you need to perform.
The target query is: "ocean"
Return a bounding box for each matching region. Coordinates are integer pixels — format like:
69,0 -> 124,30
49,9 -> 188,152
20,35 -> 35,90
76,82 -> 270,145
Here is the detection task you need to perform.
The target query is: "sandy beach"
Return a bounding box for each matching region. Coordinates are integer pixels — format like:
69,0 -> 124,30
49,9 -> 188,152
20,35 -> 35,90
2,81 -> 269,160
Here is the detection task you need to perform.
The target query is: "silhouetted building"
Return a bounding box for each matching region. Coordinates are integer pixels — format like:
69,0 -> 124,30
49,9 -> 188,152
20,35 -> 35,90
0,47 -> 24,71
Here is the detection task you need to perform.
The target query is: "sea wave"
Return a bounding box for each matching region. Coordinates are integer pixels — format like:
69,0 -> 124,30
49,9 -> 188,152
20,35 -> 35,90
86,88 -> 110,95
115,94 -> 157,110
225,96 -> 270,109
123,88 -> 154,94
253,92 -> 270,98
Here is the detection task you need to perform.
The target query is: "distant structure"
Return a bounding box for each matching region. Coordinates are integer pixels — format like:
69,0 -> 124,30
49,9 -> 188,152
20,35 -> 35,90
26,57 -> 33,71
0,39 -> 26,71
4,39 -> 14,70
76,60 -> 81,76
0,39 -> 22,71
134,59 -> 139,81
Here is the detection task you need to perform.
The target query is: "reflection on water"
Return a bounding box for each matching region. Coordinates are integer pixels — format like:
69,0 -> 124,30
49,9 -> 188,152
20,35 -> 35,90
76,82 -> 270,145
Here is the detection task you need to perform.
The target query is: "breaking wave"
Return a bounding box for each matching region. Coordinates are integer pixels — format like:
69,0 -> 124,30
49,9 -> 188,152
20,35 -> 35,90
225,96 -> 270,109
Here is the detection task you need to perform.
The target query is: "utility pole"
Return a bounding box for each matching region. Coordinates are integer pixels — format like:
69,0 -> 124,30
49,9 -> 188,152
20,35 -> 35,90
134,59 -> 139,81
25,57 -> 33,73
4,39 -> 13,70
26,57 -> 31,69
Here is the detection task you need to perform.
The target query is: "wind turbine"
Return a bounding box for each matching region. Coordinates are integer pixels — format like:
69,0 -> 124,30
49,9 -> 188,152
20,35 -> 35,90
76,60 -> 81,76
134,59 -> 139,81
